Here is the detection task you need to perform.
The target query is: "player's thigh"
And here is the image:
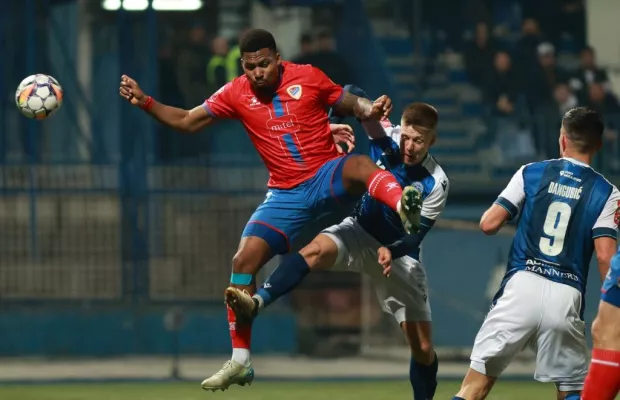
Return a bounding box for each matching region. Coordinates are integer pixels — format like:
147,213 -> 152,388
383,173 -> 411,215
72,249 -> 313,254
320,217 -> 374,272
372,256 -> 432,325
533,280 -> 587,391
242,188 -> 312,256
592,300 -> 620,350
470,272 -> 542,378
303,154 -> 361,212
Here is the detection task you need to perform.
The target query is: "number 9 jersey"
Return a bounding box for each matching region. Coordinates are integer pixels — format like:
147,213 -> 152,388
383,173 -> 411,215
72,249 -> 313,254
496,157 -> 620,295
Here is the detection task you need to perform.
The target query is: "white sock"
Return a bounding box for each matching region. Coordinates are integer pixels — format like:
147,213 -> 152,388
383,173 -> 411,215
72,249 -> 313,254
232,348 -> 251,366
252,294 -> 264,309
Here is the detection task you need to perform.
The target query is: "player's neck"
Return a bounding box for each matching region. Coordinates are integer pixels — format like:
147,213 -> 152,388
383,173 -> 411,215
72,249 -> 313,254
562,151 -> 591,166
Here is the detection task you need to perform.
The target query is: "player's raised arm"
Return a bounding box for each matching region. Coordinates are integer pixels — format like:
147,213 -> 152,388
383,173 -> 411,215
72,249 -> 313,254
119,75 -> 215,133
313,68 -> 392,121
593,187 -> 620,280
481,165 -> 526,235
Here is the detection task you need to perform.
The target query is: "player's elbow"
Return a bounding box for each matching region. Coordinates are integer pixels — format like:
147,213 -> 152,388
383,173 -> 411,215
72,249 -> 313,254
479,218 -> 501,235
178,115 -> 198,133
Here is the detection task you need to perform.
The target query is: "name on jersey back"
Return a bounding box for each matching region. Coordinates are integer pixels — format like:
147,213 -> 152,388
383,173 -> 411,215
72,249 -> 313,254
548,181 -> 582,200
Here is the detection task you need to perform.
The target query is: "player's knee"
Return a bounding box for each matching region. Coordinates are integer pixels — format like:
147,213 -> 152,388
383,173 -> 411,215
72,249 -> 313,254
299,241 -> 324,270
299,238 -> 337,271
231,250 -> 259,275
410,340 -> 434,364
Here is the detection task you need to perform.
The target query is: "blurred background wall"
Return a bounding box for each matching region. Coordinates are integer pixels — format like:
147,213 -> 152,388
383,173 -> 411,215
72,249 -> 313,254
0,0 -> 619,364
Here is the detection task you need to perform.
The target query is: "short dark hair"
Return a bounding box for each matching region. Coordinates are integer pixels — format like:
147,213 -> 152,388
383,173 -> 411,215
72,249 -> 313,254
239,29 -> 277,54
561,107 -> 604,153
401,102 -> 439,133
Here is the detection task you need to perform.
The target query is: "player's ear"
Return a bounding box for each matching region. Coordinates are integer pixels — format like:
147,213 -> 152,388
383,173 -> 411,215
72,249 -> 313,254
275,52 -> 281,65
429,131 -> 436,147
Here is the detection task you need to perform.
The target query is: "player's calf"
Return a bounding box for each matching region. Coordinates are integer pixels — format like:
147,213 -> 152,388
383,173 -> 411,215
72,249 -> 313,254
581,301 -> 620,400
402,321 -> 438,400
250,235 -> 339,312
342,155 -> 423,233
453,368 -> 497,400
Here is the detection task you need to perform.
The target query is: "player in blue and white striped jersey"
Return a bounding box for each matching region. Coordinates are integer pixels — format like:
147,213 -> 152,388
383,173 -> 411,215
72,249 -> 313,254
453,107 -> 620,400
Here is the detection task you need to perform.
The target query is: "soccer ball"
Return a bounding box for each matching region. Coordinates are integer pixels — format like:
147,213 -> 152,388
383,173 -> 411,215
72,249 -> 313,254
15,74 -> 63,119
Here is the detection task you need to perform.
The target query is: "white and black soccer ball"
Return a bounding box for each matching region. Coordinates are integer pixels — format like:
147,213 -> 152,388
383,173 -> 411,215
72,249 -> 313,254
15,74 -> 63,120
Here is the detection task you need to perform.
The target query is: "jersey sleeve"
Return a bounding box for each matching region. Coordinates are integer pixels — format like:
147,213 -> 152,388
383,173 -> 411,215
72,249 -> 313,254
421,176 -> 449,224
313,67 -> 345,107
592,186 -> 620,240
494,166 -> 526,220
202,81 -> 237,119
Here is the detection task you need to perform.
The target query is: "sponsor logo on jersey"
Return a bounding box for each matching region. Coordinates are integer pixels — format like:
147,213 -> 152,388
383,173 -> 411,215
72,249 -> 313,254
266,115 -> 300,135
559,170 -> 582,183
525,259 -> 579,282
286,85 -> 302,100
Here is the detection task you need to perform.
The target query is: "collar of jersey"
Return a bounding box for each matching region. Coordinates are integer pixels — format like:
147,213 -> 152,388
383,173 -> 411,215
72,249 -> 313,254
561,157 -> 590,168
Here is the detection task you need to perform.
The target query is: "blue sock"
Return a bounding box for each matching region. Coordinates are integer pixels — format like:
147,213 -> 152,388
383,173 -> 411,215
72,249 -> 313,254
564,395 -> 580,400
255,253 -> 310,308
410,352 -> 439,400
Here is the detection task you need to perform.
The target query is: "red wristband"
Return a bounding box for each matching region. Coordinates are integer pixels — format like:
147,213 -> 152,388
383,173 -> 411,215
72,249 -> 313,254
140,96 -> 154,111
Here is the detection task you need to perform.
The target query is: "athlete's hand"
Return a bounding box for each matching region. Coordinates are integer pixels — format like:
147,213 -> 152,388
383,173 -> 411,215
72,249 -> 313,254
377,247 -> 392,277
330,123 -> 356,154
119,75 -> 147,107
370,95 -> 393,120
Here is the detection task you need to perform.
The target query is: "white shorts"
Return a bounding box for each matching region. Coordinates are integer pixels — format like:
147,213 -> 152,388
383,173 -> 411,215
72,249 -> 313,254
470,271 -> 588,391
321,217 -> 431,323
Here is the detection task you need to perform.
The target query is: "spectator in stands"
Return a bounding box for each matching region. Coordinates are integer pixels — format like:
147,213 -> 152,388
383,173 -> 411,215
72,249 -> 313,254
176,24 -> 210,108
514,18 -> 543,77
553,84 -> 578,116
587,83 -> 620,117
464,22 -> 496,89
226,28 -> 250,82
305,29 -> 354,85
569,46 -> 612,102
206,36 -> 230,93
484,51 -> 519,117
292,33 -> 315,65
522,42 -> 569,110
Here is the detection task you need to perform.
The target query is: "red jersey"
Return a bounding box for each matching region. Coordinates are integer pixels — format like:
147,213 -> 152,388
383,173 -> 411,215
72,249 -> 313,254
203,61 -> 344,189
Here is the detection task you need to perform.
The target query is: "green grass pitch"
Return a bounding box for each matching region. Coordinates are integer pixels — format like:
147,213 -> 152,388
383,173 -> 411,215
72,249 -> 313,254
0,380 -> 557,400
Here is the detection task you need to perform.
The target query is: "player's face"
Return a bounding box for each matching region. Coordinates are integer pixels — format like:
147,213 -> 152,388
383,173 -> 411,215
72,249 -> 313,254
241,49 -> 281,92
400,125 -> 435,166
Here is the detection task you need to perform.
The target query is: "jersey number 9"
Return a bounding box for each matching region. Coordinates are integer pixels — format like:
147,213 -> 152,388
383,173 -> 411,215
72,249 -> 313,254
539,201 -> 572,257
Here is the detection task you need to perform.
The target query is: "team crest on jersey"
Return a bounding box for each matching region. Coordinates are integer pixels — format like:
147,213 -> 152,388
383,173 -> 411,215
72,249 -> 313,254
287,85 -> 302,100
412,182 -> 424,194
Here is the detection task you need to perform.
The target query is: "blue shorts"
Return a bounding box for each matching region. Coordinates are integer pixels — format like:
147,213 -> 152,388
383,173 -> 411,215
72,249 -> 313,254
242,155 -> 358,255
602,253 -> 620,308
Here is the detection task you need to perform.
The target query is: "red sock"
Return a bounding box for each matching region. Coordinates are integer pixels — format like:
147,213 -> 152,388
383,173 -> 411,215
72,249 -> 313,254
227,305 -> 252,350
581,348 -> 620,400
366,170 -> 402,212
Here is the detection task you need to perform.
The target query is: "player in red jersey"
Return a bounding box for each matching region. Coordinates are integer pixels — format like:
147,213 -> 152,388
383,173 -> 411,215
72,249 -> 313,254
119,29 -> 423,390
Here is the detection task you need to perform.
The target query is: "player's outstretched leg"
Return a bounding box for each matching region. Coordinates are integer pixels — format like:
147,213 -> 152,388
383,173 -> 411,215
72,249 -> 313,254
201,236 -> 272,392
581,301 -> 620,400
225,234 -> 339,317
341,155 -> 423,233
402,321 -> 438,399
